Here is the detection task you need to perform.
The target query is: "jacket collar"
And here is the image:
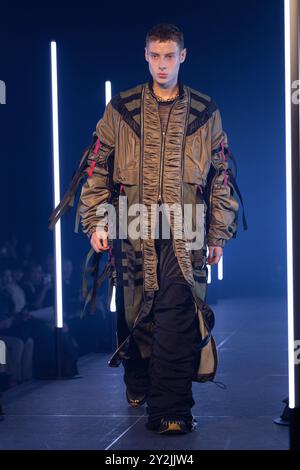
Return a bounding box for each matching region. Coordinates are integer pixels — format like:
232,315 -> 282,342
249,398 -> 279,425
147,77 -> 185,99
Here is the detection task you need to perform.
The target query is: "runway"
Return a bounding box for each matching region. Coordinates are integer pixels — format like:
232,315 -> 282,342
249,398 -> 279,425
0,296 -> 289,450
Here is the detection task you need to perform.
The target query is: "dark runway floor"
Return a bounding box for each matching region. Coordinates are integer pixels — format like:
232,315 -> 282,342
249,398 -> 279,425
0,296 -> 289,450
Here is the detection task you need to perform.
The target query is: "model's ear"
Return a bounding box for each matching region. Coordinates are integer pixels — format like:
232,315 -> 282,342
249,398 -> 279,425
180,48 -> 187,63
145,47 -> 149,62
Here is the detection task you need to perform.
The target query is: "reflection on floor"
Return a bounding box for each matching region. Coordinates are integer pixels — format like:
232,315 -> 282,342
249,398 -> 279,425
0,296 -> 289,450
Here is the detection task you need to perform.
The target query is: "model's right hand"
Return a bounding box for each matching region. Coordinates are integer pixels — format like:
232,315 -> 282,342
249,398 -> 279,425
90,230 -> 110,252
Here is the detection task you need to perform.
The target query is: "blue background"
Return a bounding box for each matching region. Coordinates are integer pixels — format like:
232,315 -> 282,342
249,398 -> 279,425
0,0 -> 286,298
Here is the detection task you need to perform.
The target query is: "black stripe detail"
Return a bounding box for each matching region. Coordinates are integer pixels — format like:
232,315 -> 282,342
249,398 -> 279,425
122,278 -> 143,287
121,92 -> 142,104
131,108 -> 141,117
122,265 -> 143,273
121,251 -> 142,259
189,106 -> 208,119
186,100 -> 218,136
111,94 -> 141,139
193,274 -> 207,283
190,91 -> 212,107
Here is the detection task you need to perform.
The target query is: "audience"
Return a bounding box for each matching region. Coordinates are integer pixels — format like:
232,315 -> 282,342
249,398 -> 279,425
0,234 -> 113,393
0,290 -> 33,385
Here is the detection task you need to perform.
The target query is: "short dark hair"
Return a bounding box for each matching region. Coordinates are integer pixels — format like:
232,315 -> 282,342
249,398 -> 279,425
145,23 -> 184,50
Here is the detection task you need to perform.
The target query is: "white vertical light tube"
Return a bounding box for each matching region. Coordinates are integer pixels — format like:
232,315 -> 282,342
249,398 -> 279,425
207,265 -> 211,284
110,287 -> 116,313
0,340 -> 6,367
218,254 -> 223,281
284,0 -> 295,409
105,80 -> 112,105
50,41 -> 63,328
207,247 -> 211,284
0,80 -> 6,104
105,80 -> 116,312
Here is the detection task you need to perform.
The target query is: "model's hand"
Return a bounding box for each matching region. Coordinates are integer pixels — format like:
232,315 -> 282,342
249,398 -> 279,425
90,230 -> 110,253
207,246 -> 223,265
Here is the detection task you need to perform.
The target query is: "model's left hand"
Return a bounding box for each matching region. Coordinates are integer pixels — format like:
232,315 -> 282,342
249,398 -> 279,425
207,246 -> 223,265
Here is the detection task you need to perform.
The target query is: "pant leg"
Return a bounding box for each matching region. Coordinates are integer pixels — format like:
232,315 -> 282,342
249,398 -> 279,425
146,239 -> 198,427
117,277 -> 150,394
122,338 -> 150,394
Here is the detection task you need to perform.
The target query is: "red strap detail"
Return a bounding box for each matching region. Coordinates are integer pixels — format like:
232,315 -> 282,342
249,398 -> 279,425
220,142 -> 226,162
88,138 -> 101,177
88,161 -> 96,178
94,138 -> 101,155
222,170 -> 228,187
120,184 -> 124,192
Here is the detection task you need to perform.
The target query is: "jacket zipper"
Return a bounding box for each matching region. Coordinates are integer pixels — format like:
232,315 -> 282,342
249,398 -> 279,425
180,87 -> 190,218
173,87 -> 190,264
157,100 -> 177,204
140,86 -> 145,296
158,131 -> 165,204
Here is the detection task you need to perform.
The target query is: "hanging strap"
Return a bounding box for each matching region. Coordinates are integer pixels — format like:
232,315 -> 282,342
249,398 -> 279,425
212,143 -> 238,178
81,247 -> 112,317
48,134 -> 97,230
227,171 -> 248,231
212,144 -> 248,231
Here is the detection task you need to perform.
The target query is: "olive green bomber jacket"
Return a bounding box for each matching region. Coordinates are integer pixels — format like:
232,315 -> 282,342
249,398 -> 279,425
49,80 -> 245,380
79,81 -> 239,294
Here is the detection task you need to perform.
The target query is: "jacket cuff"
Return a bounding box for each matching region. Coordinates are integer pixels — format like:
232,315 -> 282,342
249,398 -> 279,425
87,222 -> 109,239
87,228 -> 96,239
207,238 -> 226,248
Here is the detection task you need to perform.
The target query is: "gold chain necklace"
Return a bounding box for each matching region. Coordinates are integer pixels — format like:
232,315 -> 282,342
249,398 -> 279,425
152,89 -> 179,103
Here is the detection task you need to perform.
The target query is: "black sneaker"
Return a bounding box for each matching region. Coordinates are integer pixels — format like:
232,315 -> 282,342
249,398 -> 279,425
126,388 -> 147,408
158,417 -> 197,435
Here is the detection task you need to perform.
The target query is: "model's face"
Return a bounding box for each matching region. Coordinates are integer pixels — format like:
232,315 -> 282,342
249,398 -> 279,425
145,40 -> 186,87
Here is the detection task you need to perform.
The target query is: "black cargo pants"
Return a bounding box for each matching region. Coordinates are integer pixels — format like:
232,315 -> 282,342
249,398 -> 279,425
122,230 -> 198,427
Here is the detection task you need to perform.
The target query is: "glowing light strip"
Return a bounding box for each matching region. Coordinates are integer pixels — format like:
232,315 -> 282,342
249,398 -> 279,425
105,80 -> 116,312
284,0 -> 295,408
51,41 -> 63,328
207,265 -> 211,284
110,287 -> 116,313
218,254 -> 223,281
105,80 -> 111,105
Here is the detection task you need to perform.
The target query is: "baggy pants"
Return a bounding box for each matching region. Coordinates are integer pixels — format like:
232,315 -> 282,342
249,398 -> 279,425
122,236 -> 198,427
